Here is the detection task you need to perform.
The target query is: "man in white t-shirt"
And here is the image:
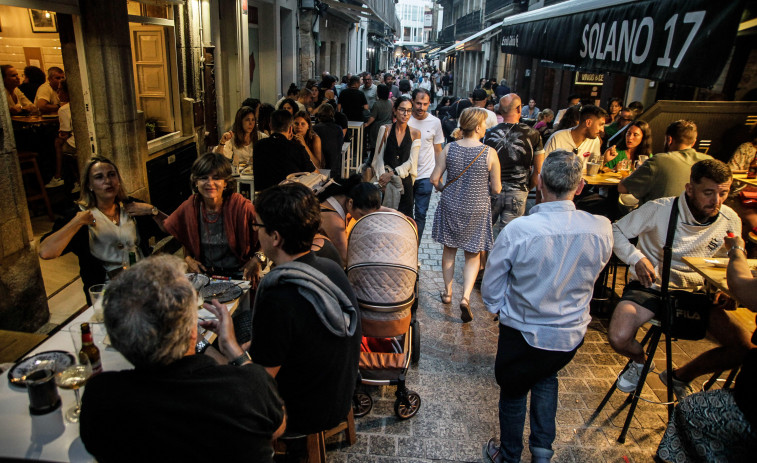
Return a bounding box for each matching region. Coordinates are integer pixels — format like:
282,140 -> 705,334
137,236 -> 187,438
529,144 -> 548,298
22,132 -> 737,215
35,66 -> 65,114
51,81 -> 79,192
408,88 -> 444,240
544,105 -> 606,171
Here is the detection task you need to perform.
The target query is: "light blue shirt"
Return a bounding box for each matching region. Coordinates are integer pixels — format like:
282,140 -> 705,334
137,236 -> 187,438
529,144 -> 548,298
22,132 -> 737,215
481,200 -> 613,351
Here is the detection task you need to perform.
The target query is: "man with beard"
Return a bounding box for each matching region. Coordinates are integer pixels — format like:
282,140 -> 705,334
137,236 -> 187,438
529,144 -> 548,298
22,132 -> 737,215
608,160 -> 753,400
484,93 -> 544,229
544,104 -> 606,172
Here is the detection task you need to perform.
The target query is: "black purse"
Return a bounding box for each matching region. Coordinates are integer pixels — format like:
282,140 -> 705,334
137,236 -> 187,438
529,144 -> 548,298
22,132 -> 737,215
660,197 -> 711,341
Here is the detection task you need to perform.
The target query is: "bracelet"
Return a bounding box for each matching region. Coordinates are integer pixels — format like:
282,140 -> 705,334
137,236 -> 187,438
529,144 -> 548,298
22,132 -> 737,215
228,351 -> 251,366
728,246 -> 747,258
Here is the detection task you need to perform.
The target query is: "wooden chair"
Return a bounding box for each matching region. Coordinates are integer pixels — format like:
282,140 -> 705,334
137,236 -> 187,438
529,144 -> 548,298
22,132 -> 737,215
275,408 -> 356,462
17,151 -> 54,220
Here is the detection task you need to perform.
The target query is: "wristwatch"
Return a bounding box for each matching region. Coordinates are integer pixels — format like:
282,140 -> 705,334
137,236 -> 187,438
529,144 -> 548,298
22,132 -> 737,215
195,338 -> 210,354
254,251 -> 267,264
228,351 -> 251,366
151,206 -> 159,216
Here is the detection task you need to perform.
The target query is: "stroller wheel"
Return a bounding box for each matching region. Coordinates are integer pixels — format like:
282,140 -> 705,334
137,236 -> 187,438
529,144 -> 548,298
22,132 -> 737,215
394,391 -> 421,419
410,319 -> 420,364
353,391 -> 373,418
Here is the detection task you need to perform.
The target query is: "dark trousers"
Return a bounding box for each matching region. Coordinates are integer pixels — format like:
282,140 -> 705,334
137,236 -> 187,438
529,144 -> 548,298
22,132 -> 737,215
495,324 -> 581,462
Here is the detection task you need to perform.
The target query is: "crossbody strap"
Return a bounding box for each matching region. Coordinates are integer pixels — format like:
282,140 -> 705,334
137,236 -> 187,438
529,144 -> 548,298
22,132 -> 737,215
660,196 -> 680,298
441,145 -> 487,192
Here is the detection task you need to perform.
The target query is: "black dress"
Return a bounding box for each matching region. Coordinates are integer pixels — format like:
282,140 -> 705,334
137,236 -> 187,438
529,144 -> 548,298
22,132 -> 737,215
383,124 -> 414,217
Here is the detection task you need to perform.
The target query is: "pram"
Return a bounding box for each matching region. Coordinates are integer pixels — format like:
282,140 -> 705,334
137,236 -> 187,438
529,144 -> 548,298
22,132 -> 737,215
346,211 -> 421,420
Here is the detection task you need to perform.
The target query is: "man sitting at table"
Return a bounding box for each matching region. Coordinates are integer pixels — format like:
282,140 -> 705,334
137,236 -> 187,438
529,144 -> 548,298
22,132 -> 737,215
2,65 -> 38,115
618,120 -> 712,206
249,183 -> 361,436
80,255 -> 286,462
34,66 -> 64,114
252,109 -> 315,192
608,159 -> 754,399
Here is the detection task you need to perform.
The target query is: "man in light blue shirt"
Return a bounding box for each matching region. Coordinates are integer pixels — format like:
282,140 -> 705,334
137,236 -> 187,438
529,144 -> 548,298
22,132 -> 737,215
481,150 -> 613,463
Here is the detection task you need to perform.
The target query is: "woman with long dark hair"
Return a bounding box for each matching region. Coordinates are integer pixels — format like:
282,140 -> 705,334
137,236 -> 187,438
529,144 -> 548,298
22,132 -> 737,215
603,120 -> 652,169
293,110 -> 323,168
214,106 -> 267,166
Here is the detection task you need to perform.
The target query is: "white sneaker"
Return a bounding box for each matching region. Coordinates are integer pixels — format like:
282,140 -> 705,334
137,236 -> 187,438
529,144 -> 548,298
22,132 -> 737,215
70,182 -> 81,194
617,360 -> 655,393
659,369 -> 694,401
45,177 -> 64,188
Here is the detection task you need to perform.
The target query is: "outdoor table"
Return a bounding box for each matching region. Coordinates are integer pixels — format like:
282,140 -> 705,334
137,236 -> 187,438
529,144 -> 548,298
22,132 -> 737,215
11,115 -> 59,126
733,173 -> 757,188
582,170 -> 625,186
0,281 -> 249,461
682,256 -> 757,299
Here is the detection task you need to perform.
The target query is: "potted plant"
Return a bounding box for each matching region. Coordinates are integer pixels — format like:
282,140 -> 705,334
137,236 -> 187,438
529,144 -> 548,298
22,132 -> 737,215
145,118 -> 158,140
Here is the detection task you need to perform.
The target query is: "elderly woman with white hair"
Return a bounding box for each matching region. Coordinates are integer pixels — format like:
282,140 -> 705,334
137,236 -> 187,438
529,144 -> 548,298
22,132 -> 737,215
430,107 -> 501,322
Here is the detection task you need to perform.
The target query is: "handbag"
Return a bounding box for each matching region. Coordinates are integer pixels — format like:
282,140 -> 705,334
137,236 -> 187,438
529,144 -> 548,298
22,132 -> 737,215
660,196 -> 711,340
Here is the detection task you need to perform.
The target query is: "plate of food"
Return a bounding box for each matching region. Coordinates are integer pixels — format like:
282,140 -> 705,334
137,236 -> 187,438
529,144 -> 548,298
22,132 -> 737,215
185,273 -> 210,290
8,351 -> 75,387
703,258 -> 728,268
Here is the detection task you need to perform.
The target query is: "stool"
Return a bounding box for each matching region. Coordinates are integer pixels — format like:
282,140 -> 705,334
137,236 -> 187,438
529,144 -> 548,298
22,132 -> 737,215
589,320 -> 675,443
18,151 -> 54,220
275,408 -> 356,462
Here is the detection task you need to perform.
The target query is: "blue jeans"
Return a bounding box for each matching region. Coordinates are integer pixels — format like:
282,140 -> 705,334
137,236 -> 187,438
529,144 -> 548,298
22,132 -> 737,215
413,178 -> 432,240
495,324 -> 580,462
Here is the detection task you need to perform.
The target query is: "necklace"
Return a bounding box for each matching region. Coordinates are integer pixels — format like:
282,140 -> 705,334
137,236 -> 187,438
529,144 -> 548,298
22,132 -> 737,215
98,205 -> 120,225
201,203 -> 222,224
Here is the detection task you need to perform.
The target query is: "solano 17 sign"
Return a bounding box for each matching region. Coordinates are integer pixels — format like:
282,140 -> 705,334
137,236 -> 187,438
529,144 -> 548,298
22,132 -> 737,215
500,0 -> 743,88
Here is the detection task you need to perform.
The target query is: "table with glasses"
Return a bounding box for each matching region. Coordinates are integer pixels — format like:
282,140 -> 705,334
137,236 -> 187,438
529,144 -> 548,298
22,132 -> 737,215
733,173 -> 757,188
0,281 -> 249,461
582,170 -> 625,186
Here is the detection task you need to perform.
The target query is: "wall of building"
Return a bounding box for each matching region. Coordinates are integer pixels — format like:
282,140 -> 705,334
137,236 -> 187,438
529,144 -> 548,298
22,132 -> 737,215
0,6 -> 64,75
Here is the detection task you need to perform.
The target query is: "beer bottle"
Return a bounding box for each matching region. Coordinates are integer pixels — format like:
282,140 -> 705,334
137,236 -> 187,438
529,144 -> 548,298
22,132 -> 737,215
80,323 -> 103,374
747,155 -> 757,179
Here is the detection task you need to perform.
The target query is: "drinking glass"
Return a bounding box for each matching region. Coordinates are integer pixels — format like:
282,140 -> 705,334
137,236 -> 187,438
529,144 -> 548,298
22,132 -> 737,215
55,328 -> 93,423
88,284 -> 107,322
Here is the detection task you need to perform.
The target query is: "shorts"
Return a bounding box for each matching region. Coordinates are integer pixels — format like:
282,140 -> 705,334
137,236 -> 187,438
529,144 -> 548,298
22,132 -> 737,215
619,281 -> 664,316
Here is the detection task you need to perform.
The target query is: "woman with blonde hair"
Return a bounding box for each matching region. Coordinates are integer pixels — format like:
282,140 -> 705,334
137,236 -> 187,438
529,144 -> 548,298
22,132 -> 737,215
430,107 -> 501,322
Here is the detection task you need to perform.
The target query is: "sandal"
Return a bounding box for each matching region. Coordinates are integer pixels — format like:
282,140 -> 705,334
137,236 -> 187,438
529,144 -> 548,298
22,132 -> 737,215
440,291 -> 452,304
460,297 -> 473,323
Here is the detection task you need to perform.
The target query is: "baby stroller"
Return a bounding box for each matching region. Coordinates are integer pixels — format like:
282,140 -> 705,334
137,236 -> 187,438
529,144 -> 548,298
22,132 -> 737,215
347,211 -> 421,420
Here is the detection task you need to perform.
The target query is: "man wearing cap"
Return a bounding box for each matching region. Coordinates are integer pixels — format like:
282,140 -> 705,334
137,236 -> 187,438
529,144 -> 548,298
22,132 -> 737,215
471,89 -> 498,130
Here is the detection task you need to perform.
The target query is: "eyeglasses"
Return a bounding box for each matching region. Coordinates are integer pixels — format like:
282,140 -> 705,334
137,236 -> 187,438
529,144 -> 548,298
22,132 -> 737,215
251,222 -> 267,231
396,108 -> 411,114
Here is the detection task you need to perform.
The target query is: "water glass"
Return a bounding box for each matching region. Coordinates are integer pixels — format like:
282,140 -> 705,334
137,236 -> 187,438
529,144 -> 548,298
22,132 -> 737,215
88,284 -> 107,322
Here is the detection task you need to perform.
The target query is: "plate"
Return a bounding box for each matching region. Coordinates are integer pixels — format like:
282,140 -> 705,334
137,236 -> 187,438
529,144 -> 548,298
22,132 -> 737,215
185,273 -> 210,290
200,282 -> 242,303
703,258 -> 728,268
8,351 -> 75,388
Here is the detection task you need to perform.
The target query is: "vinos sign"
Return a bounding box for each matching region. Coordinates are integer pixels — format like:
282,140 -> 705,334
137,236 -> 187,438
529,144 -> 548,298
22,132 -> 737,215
499,0 -> 743,88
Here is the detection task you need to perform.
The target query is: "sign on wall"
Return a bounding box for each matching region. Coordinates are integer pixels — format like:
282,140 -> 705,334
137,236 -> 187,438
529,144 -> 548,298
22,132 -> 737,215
500,0 -> 744,88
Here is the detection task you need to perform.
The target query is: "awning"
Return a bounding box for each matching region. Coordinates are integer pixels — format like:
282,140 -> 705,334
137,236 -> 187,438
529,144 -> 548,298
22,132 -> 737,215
498,0 -> 744,88
439,20 -> 503,56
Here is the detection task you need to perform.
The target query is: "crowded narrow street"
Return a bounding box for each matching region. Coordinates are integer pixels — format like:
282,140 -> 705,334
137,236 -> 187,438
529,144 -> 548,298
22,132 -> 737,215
324,193 -> 719,463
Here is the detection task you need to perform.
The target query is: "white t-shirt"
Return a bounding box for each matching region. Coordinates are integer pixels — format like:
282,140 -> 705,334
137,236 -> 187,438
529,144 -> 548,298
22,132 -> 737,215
544,128 -> 601,171
58,103 -> 75,148
408,114 -> 444,180
34,82 -> 60,106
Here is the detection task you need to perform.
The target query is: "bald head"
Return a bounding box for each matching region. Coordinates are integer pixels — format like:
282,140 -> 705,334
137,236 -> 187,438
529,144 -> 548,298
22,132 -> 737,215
499,94 -> 522,123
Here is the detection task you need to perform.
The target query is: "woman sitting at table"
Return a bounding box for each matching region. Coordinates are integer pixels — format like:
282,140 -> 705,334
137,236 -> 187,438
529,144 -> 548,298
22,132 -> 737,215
292,110 -> 323,168
214,105 -> 267,167
603,120 -> 652,170
39,156 -> 165,303
161,152 -> 263,283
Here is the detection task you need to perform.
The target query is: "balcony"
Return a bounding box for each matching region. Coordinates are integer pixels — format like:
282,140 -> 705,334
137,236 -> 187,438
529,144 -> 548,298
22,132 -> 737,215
485,0 -> 514,15
455,10 -> 481,39
438,24 -> 455,43
485,0 -> 528,20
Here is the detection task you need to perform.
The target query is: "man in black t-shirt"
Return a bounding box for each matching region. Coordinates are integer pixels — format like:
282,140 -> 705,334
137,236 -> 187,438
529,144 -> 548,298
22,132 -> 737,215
253,110 -> 315,192
80,255 -> 285,462
484,93 -> 545,228
337,75 -> 369,122
250,184 -> 361,435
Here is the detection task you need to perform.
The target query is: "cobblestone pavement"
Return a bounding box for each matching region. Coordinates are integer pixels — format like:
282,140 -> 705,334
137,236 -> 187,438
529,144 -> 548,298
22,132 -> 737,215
327,193 -> 722,463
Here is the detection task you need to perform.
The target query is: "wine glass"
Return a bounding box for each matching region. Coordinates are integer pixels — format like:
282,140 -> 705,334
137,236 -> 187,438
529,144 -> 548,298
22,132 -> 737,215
55,328 -> 94,423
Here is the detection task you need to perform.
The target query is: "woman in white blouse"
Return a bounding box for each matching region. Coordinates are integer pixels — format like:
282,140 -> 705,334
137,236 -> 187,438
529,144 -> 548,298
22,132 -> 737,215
214,105 -> 267,167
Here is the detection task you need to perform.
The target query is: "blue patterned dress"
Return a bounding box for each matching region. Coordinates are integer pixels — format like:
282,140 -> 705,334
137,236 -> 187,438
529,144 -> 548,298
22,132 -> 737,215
432,142 -> 493,252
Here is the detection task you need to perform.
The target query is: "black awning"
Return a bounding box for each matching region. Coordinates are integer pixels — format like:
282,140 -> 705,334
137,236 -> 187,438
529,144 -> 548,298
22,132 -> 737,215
499,0 -> 744,88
